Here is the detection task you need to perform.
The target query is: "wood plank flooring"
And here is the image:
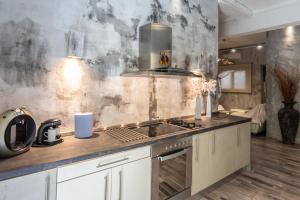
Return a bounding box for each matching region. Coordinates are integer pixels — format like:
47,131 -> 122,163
192,137 -> 300,200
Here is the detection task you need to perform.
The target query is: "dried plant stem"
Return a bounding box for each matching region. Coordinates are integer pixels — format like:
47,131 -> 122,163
272,67 -> 299,103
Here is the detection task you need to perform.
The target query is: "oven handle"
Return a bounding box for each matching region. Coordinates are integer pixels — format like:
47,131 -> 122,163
158,148 -> 190,162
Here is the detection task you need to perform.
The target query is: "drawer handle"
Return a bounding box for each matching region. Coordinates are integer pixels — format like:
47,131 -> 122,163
97,157 -> 129,168
211,134 -> 216,155
44,175 -> 50,200
237,127 -> 241,146
196,137 -> 200,161
105,175 -> 109,200
119,170 -> 123,200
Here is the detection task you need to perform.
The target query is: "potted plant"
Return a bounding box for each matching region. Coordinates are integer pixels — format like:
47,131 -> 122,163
272,67 -> 300,144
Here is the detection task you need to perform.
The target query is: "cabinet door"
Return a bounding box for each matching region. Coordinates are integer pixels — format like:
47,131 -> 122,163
57,169 -> 111,200
235,122 -> 251,169
0,169 -> 57,200
192,131 -> 213,195
210,126 -> 237,184
111,158 -> 151,200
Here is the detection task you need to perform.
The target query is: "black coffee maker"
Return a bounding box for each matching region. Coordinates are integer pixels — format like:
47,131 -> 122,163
32,119 -> 63,147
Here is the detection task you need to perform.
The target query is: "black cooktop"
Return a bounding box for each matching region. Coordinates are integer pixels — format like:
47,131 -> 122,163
131,123 -> 187,138
167,118 -> 203,129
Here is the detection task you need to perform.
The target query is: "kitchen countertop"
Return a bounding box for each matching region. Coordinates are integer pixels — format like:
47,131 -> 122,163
0,114 -> 250,181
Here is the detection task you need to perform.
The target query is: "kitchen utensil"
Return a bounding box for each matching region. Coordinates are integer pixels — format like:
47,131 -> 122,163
75,112 -> 93,138
195,95 -> 202,120
32,119 -> 63,147
44,127 -> 57,142
0,107 -> 36,157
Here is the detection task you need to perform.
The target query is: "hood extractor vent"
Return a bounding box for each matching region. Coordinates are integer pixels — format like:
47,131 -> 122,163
122,23 -> 202,78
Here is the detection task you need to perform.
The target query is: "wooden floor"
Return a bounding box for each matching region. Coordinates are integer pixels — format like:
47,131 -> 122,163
192,136 -> 300,200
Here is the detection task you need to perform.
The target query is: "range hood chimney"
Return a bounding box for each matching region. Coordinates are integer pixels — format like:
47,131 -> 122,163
122,23 -> 202,78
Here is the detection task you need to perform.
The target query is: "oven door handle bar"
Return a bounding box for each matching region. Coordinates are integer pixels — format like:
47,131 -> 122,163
158,148 -> 189,162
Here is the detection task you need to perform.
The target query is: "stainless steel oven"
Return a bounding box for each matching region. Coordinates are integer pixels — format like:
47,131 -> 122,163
151,137 -> 192,200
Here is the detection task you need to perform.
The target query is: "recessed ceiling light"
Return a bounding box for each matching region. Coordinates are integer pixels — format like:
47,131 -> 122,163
231,49 -> 236,53
256,45 -> 263,50
286,26 -> 294,34
286,26 -> 295,42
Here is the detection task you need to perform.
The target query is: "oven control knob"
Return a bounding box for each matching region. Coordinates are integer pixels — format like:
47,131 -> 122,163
165,146 -> 168,150
174,144 -> 177,147
169,145 -> 173,149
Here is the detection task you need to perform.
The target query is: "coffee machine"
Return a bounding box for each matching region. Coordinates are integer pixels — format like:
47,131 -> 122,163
0,107 -> 36,157
33,119 -> 63,146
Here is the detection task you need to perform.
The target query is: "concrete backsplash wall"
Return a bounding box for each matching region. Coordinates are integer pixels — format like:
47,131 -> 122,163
266,26 -> 300,144
0,0 -> 218,131
219,47 -> 265,110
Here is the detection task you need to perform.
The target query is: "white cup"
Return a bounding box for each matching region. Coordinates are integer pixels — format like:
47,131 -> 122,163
44,128 -> 57,142
56,127 -> 60,136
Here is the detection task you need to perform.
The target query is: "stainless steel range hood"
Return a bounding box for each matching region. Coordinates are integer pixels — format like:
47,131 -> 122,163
122,23 -> 202,78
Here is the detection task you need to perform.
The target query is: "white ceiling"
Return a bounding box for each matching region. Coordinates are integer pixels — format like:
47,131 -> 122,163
218,0 -> 300,48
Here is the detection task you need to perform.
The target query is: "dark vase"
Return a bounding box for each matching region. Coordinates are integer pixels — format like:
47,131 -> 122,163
278,101 -> 299,144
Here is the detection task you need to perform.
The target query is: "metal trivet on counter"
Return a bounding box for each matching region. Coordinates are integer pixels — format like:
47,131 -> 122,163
104,127 -> 149,143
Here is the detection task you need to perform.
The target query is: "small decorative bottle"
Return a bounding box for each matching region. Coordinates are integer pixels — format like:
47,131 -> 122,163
195,95 -> 201,120
206,91 -> 212,118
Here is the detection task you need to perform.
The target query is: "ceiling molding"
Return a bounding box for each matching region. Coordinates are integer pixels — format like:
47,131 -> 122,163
219,0 -> 253,17
254,0 -> 300,13
220,0 -> 300,38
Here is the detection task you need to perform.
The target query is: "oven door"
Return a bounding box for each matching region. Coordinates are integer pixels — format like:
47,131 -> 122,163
152,147 -> 192,200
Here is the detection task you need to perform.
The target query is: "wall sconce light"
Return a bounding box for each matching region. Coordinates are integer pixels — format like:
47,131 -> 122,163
66,30 -> 85,59
63,58 -> 83,91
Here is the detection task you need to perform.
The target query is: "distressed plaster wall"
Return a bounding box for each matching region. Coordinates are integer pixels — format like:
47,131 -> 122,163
0,0 -> 218,131
266,26 -> 300,144
219,47 -> 265,110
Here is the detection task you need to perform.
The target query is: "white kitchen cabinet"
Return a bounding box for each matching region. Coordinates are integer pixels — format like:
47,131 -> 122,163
192,122 -> 251,195
57,169 -> 111,200
235,122 -> 251,170
192,131 -> 213,195
0,169 -> 57,200
57,146 -> 151,200
210,125 -> 238,183
111,158 -> 151,200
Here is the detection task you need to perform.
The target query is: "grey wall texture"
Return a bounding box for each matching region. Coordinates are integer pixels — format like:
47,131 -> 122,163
0,0 -> 218,131
219,46 -> 265,110
266,25 -> 300,144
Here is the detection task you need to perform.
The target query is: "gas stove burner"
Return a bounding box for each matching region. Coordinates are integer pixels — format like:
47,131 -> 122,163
130,123 -> 187,138
184,122 -> 196,129
167,119 -> 202,129
167,119 -> 184,126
